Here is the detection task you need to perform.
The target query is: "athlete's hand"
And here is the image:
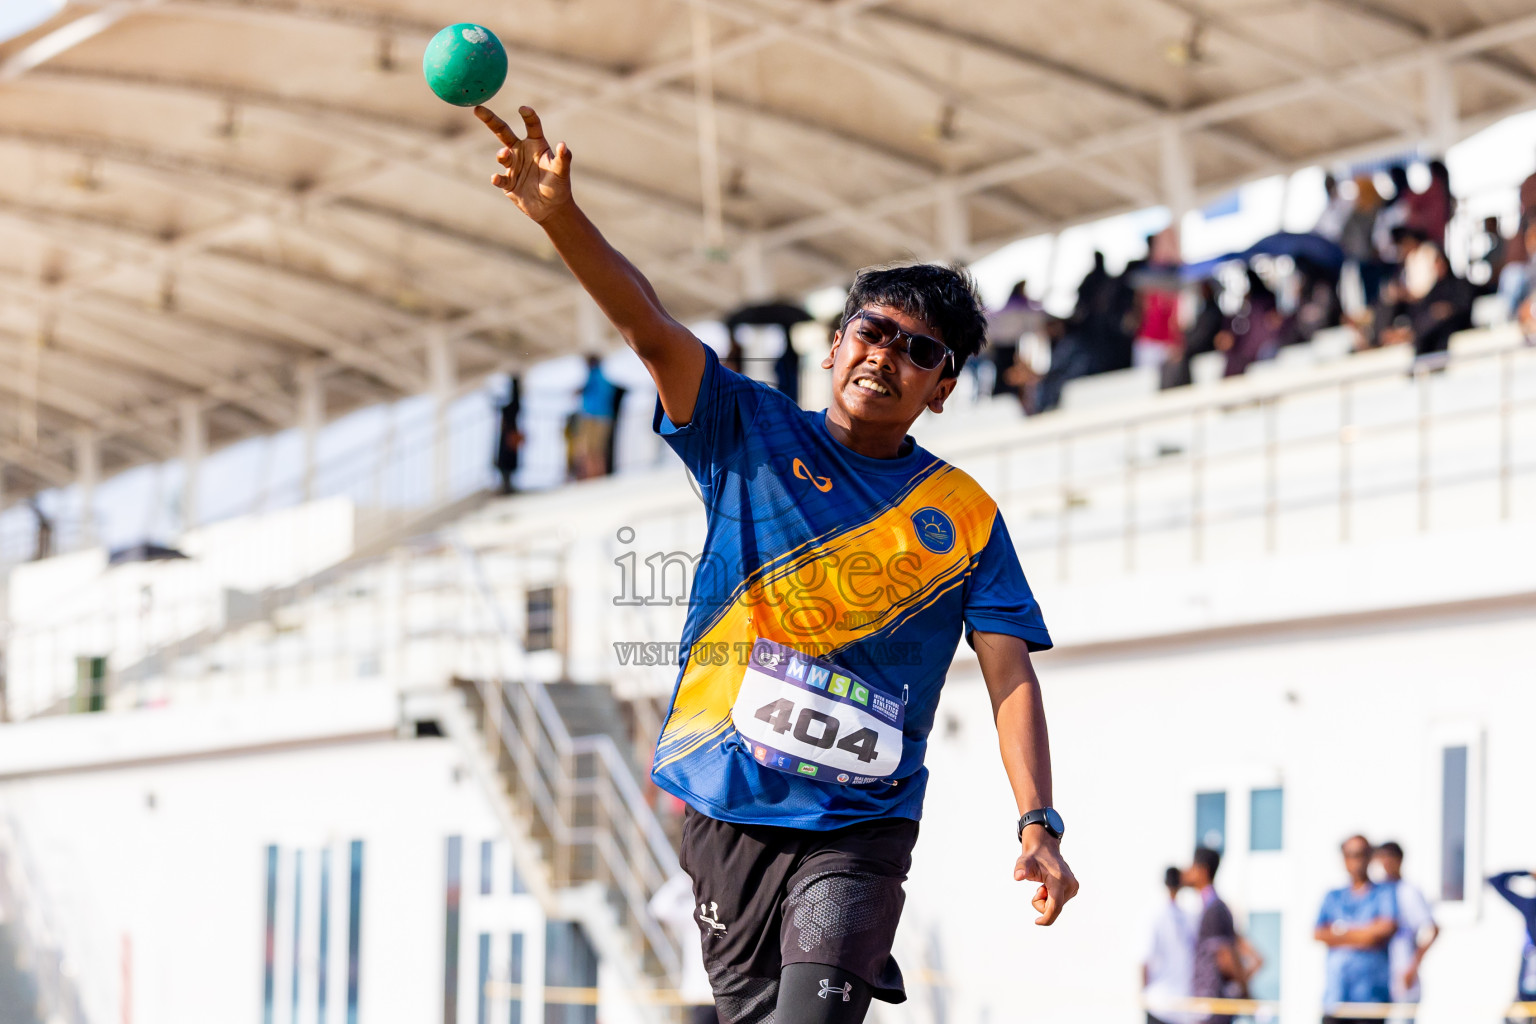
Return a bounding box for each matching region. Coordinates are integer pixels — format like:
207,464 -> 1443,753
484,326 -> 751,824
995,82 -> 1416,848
1015,830 -> 1078,926
475,105 -> 572,223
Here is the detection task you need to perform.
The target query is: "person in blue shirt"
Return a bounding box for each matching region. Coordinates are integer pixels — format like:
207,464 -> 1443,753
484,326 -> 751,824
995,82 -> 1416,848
1488,870 -> 1536,1004
474,103 -> 1078,1023
1315,835 -> 1398,1024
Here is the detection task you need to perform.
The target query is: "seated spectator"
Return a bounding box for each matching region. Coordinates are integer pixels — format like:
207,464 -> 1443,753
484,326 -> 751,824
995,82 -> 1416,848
1215,269 -> 1282,376
1377,242 -> 1474,358
1280,260 -> 1342,348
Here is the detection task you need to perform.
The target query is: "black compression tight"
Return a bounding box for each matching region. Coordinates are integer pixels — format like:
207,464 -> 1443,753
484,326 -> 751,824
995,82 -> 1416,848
773,963 -> 872,1023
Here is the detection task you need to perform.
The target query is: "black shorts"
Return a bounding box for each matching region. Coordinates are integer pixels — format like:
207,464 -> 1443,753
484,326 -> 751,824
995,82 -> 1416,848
679,806 -> 918,1016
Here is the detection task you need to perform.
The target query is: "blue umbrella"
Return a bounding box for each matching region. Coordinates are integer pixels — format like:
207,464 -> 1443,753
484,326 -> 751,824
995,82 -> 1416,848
1181,232 -> 1346,282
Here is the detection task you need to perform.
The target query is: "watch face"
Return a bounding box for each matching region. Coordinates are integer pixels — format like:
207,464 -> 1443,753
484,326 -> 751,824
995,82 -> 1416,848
1045,808 -> 1065,838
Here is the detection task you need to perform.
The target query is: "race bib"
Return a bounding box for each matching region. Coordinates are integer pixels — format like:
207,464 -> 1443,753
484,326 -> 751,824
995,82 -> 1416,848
731,638 -> 904,785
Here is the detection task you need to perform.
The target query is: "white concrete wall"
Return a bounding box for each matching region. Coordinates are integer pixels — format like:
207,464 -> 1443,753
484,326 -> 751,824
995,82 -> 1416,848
0,685 -> 554,1024
892,601 -> 1536,1024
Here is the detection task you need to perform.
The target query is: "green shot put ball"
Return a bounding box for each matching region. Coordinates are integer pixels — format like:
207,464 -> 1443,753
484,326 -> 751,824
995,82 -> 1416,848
423,23 -> 508,107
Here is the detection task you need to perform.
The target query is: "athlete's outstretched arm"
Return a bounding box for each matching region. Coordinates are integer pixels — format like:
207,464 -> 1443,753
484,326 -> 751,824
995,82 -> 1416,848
475,105 -> 706,425
974,631 -> 1079,926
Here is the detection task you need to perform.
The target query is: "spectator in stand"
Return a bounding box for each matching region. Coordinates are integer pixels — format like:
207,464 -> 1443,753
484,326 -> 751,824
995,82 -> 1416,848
1487,870 -> 1536,1007
1406,160 -> 1455,249
1377,241 -> 1474,359
985,280 -> 1045,404
1037,251 -> 1131,410
1164,278 -> 1224,388
1133,230 -> 1184,372
1144,865 -> 1197,1024
1216,269 -> 1282,376
570,353 -> 620,480
1185,846 -> 1262,1024
1342,175 -> 1387,306
1315,173 -> 1354,243
1373,841 -> 1438,1020
494,376 -> 524,494
1519,151 -> 1536,224
1471,215 -> 1509,293
1315,835 -> 1397,1024
1374,166 -> 1414,276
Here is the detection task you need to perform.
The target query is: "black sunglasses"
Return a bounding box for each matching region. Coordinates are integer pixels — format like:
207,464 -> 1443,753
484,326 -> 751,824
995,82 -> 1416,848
842,309 -> 954,373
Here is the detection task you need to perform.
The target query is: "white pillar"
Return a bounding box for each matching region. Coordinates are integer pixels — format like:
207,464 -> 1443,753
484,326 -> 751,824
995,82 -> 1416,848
575,296 -> 603,352
74,428 -> 99,547
739,236 -> 773,302
1423,51 -> 1459,154
299,362 -> 324,502
1160,122 -> 1196,226
426,328 -> 455,505
935,181 -> 969,263
178,398 -> 204,533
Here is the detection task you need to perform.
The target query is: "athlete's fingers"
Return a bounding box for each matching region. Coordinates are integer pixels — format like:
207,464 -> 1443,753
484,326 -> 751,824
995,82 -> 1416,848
474,105 -> 520,148
1034,884 -> 1062,926
552,141 -> 572,177
519,105 -> 545,140
491,172 -> 514,192
496,146 -> 516,168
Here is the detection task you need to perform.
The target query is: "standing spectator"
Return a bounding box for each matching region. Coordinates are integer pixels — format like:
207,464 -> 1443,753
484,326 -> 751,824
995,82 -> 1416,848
1487,870 -> 1536,1007
1314,173 -> 1354,243
1145,866 -> 1197,1024
1341,176 -> 1386,306
1185,847 -> 1262,1024
1471,215 -> 1509,292
1315,835 -> 1397,1024
1406,160 -> 1455,250
570,354 -> 619,480
1373,166 -> 1414,273
493,376 -> 524,495
1374,841 -> 1438,1020
1132,237 -> 1184,372
1163,279 -> 1223,389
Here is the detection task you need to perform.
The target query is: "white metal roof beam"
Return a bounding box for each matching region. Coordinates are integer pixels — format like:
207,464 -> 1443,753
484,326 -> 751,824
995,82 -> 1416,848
1313,0 -> 1536,94
758,11 -> 1536,251
852,5 -> 1285,168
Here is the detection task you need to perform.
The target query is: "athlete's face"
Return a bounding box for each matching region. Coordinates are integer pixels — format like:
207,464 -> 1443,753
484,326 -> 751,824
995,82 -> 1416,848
822,304 -> 957,433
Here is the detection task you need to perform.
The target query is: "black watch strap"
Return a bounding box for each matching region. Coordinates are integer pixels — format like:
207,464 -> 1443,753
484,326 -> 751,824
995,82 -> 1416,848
1016,808 -> 1065,842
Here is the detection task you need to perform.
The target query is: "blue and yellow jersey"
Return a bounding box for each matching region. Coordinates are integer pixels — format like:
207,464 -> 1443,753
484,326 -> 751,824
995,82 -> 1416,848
651,346 -> 1050,829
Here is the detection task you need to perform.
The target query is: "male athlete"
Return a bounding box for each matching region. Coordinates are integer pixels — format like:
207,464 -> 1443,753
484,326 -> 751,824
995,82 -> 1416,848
476,104 -> 1078,1023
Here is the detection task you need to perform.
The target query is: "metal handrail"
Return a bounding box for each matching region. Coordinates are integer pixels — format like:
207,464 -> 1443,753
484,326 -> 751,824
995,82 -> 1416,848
453,542 -> 684,986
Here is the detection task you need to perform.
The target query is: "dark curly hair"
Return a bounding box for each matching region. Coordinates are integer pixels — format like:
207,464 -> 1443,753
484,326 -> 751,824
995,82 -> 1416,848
840,263 -> 987,379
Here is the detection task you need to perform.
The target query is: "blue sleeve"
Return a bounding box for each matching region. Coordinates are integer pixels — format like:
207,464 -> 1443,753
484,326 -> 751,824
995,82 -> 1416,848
652,345 -> 770,487
962,513 -> 1052,652
1489,872 -> 1536,914
1377,882 -> 1398,921
1316,891 -> 1338,929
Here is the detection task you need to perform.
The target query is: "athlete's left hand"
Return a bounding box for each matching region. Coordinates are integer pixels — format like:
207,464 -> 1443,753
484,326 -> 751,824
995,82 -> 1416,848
1015,831 -> 1078,926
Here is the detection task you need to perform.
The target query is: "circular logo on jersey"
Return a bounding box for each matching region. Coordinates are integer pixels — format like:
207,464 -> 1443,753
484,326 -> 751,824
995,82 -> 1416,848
836,773 -> 850,783
911,507 -> 955,553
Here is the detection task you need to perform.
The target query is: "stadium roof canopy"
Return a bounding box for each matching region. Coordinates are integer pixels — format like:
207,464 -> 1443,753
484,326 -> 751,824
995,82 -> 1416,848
2,0 -> 1536,501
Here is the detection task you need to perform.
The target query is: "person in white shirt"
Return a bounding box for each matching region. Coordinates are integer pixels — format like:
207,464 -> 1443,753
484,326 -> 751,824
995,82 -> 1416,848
1145,866 -> 1198,1024
1374,841 -> 1438,1021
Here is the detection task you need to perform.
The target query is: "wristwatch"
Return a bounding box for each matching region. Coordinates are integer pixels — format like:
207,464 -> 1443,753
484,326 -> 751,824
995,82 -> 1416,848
1017,808 -> 1065,842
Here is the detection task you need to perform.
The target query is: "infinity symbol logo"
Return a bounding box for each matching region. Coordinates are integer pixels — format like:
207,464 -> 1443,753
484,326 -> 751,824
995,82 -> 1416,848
792,458 -> 833,493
